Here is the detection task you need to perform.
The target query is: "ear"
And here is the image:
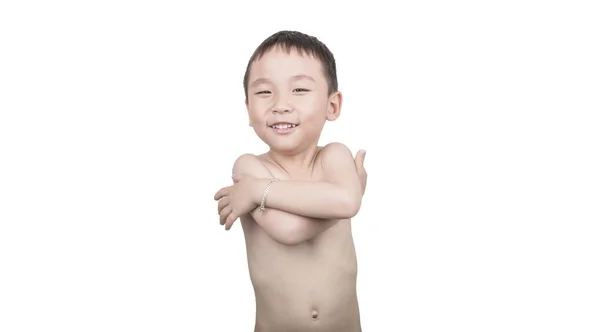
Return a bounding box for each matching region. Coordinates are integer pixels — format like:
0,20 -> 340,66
326,91 -> 343,121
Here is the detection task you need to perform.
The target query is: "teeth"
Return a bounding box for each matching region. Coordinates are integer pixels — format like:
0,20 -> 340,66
271,124 -> 296,129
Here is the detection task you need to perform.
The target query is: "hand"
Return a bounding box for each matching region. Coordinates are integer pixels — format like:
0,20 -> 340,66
214,173 -> 259,230
354,150 -> 368,195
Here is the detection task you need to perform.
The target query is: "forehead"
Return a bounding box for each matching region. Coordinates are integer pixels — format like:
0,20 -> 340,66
249,47 -> 325,82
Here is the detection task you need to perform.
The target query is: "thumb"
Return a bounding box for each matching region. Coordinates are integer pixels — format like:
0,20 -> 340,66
355,149 -> 366,167
232,173 -> 241,183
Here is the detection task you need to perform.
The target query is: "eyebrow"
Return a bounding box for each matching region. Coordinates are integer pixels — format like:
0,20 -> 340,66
250,75 -> 315,88
291,74 -> 315,82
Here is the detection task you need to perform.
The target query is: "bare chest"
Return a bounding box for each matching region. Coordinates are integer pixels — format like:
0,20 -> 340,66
257,158 -> 325,182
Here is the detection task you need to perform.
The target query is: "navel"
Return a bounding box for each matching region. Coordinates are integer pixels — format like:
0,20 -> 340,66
311,309 -> 319,320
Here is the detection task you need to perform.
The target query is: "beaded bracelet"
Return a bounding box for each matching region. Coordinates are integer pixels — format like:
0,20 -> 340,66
260,180 -> 277,212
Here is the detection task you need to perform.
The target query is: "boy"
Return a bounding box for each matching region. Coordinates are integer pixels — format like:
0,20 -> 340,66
214,30 -> 368,332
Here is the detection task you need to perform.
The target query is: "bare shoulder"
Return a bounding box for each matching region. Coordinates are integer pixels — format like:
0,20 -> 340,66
232,153 -> 258,169
318,142 -> 355,168
320,141 -> 353,155
232,153 -> 272,178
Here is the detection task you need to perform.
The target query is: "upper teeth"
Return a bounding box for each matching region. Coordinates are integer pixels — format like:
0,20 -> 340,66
271,124 -> 296,129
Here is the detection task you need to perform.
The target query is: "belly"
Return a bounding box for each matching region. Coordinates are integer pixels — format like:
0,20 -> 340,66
245,221 -> 361,331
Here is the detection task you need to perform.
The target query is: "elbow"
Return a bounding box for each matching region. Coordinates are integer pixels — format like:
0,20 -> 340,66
340,192 -> 362,219
328,184 -> 362,219
275,221 -> 311,246
273,228 -> 307,246
267,217 -> 310,246
274,232 -> 306,246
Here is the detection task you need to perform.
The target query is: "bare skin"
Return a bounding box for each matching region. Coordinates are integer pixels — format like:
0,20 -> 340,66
246,152 -> 364,332
213,46 -> 368,331
216,144 -> 367,332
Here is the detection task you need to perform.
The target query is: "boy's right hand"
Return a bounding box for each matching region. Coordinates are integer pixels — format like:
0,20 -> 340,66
354,150 -> 368,195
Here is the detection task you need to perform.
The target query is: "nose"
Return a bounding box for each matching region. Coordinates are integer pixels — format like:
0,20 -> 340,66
272,95 -> 292,113
272,106 -> 290,114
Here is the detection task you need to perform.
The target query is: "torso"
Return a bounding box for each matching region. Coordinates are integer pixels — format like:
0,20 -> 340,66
240,150 -> 362,332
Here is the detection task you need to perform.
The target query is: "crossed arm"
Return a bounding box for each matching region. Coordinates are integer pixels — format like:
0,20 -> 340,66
219,143 -> 367,245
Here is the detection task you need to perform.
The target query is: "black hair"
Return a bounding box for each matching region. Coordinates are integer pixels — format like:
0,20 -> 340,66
243,30 -> 338,100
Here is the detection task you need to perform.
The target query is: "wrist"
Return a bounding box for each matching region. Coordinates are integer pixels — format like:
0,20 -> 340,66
254,178 -> 273,206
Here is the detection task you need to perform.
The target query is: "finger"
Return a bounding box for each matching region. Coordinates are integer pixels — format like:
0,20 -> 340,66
220,205 -> 232,225
355,150 -> 366,176
232,173 -> 241,183
214,186 -> 230,200
225,211 -> 238,231
217,196 -> 229,214
355,149 -> 366,168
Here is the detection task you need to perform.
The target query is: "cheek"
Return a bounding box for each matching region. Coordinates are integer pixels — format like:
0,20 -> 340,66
247,104 -> 265,119
249,111 -> 261,122
299,98 -> 328,120
248,99 -> 271,115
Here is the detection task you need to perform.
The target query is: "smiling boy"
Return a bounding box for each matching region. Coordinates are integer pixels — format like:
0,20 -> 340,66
214,30 -> 368,332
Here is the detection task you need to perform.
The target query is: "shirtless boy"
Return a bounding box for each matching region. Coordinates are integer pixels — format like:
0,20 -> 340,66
214,30 -> 368,332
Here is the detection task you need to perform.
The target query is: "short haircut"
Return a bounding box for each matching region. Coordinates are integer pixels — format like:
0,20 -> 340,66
243,30 -> 338,100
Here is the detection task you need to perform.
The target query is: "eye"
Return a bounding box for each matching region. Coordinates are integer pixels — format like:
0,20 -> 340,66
255,90 -> 271,95
293,88 -> 310,93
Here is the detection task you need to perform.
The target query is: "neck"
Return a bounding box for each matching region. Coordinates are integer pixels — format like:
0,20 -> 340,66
267,145 -> 320,176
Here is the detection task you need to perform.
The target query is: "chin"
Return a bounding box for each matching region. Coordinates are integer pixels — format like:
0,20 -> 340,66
268,139 -> 320,156
266,141 -> 300,153
255,127 -> 317,153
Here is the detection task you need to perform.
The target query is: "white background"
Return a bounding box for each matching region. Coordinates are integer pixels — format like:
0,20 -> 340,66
1,1 -> 599,331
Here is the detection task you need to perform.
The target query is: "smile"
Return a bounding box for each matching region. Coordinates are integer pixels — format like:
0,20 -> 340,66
270,123 -> 297,129
269,122 -> 299,134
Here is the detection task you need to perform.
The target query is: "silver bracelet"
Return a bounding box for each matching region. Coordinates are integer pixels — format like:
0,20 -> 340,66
260,180 -> 277,212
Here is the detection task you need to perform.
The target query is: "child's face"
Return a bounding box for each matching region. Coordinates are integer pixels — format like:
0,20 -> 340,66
245,47 -> 340,153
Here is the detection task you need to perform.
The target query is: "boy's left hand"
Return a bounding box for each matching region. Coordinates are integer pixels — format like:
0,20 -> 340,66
214,174 -> 259,230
